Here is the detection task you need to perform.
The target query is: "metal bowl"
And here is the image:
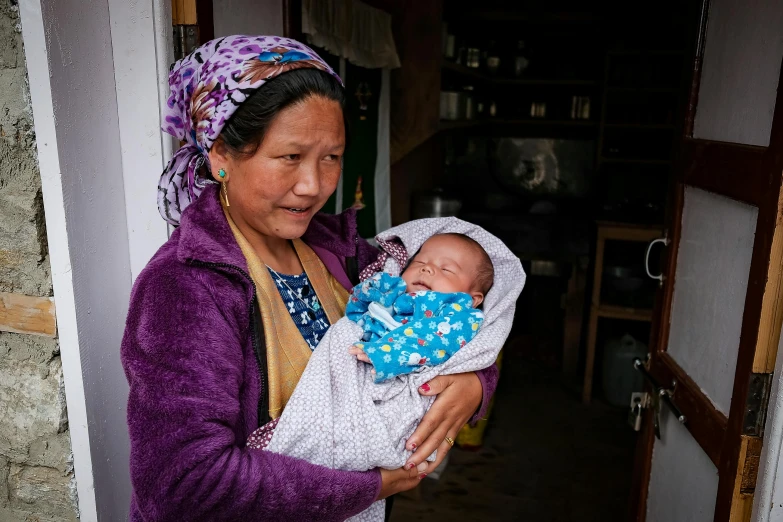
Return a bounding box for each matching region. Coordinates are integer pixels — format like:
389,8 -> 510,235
412,188 -> 462,219
604,265 -> 645,293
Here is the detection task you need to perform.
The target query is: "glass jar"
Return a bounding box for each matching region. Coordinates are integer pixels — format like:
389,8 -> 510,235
514,40 -> 529,77
486,40 -> 500,75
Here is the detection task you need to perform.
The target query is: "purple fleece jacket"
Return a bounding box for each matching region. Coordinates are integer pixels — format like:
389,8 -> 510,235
122,184 -> 498,521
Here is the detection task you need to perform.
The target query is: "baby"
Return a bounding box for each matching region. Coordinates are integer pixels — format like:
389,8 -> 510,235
247,233 -> 495,450
347,233 -> 494,381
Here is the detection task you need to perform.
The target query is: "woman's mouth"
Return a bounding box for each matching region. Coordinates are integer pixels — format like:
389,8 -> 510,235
283,206 -> 311,216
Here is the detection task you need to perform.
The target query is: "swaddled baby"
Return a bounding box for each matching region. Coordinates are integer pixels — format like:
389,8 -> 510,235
247,233 -> 494,449
347,233 -> 494,381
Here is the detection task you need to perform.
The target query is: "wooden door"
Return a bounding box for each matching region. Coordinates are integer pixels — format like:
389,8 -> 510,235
172,0 -> 214,56
630,0 -> 783,521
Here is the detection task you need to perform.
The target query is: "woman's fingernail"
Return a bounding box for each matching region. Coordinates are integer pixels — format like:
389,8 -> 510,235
420,383 -> 431,392
404,463 -> 414,470
410,443 -> 417,450
418,473 -> 427,480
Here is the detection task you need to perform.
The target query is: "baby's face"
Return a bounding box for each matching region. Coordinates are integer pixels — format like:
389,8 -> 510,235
401,235 -> 483,307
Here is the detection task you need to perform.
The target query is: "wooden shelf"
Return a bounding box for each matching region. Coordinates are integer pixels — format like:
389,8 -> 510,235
607,49 -> 685,56
441,60 -> 596,87
493,78 -> 598,87
604,123 -> 676,130
599,157 -> 671,165
454,10 -> 605,24
595,304 -> 653,322
606,86 -> 679,93
438,119 -> 483,131
441,60 -> 485,81
492,118 -> 597,127
438,118 -> 598,133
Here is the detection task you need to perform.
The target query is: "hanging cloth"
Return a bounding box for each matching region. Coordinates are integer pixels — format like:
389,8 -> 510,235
303,0 -> 401,70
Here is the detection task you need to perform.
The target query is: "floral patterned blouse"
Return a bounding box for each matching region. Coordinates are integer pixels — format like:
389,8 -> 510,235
268,268 -> 330,350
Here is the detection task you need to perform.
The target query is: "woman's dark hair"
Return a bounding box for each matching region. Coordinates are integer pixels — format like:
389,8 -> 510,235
218,68 -> 347,160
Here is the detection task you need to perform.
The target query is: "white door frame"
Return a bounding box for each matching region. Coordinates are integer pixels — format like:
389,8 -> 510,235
19,0 -> 172,518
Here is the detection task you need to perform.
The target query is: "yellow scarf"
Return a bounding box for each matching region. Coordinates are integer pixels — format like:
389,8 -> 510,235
223,206 -> 349,418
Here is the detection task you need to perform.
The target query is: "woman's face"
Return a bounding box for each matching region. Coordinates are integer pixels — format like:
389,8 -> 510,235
211,95 -> 345,240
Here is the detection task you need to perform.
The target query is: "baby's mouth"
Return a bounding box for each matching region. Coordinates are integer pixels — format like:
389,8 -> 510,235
412,281 -> 431,291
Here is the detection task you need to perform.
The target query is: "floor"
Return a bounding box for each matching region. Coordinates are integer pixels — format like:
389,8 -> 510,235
390,353 -> 638,522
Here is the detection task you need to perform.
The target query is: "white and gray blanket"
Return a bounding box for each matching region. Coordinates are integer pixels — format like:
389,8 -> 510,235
265,217 -> 526,521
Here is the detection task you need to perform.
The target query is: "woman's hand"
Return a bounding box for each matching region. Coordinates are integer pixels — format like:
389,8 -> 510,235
348,345 -> 371,363
402,372 -> 482,476
377,464 -> 427,500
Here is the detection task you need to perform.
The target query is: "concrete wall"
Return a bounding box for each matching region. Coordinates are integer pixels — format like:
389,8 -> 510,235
0,3 -> 77,521
212,0 -> 283,38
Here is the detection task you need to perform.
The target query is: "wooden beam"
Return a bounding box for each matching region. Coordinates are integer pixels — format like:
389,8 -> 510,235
283,0 -> 303,40
680,139 -> 768,207
0,292 -> 57,337
753,172 -> 783,373
172,0 -> 198,25
728,436 -> 762,522
654,353 -> 728,467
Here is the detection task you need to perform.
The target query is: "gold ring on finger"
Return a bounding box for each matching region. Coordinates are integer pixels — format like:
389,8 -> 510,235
445,436 -> 455,447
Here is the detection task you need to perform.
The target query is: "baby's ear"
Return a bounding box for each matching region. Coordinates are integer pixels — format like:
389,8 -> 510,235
471,291 -> 484,309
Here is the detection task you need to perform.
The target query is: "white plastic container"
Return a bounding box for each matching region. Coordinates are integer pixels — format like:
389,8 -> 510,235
601,334 -> 647,407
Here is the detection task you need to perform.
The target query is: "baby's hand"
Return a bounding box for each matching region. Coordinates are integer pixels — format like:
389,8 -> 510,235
348,345 -> 372,364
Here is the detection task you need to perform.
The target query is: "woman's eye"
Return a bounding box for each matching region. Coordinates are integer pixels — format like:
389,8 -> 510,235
282,154 -> 300,161
324,154 -> 341,161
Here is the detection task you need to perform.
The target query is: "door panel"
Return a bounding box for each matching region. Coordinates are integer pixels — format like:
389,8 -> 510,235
631,1 -> 783,520
666,187 -> 758,415
647,409 -> 719,522
692,0 -> 783,147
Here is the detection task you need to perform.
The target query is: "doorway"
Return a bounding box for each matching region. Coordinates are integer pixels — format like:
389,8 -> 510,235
381,0 -> 781,520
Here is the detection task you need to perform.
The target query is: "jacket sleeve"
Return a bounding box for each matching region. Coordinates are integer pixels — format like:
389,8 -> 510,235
472,363 -> 499,424
122,265 -> 380,521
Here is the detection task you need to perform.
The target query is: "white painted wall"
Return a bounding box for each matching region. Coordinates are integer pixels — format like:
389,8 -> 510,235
109,0 -> 171,281
692,0 -> 783,147
213,0 -> 284,38
19,0 -> 134,520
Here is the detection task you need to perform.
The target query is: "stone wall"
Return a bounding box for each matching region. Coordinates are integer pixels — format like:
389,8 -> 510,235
0,2 -> 78,520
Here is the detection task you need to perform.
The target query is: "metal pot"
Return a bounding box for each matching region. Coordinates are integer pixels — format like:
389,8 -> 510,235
412,188 -> 463,219
604,265 -> 645,293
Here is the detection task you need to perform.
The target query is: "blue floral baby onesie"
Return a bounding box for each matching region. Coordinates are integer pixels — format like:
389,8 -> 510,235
346,273 -> 484,382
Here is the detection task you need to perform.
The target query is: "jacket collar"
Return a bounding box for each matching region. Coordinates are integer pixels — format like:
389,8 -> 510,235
176,184 -> 249,270
175,183 -> 359,270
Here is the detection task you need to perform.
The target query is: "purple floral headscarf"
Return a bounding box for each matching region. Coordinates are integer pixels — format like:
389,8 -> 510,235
158,35 -> 342,226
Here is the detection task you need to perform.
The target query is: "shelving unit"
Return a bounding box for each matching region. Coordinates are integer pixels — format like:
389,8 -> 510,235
581,222 -> 663,405
439,59 -> 598,133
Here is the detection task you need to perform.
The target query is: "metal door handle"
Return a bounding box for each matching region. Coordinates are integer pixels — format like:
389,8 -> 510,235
633,358 -> 687,424
645,237 -> 669,285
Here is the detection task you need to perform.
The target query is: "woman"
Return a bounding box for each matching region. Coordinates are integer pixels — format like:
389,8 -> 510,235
122,35 -> 499,521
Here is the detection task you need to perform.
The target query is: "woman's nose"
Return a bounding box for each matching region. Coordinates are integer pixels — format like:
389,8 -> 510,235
292,162 -> 320,197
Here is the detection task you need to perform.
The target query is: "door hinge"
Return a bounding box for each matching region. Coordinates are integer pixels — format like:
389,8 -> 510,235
743,372 -> 773,437
173,25 -> 199,61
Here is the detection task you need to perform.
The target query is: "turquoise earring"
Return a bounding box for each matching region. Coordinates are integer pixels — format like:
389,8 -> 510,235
218,168 -> 227,178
